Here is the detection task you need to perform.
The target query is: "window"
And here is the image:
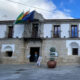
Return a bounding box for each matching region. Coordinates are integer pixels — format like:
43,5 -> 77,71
54,25 -> 60,38
8,26 -> 13,38
71,25 -> 78,38
32,23 -> 38,38
72,48 -> 78,55
6,51 -> 13,57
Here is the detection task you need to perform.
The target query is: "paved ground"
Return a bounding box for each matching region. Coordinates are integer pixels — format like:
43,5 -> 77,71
0,64 -> 80,80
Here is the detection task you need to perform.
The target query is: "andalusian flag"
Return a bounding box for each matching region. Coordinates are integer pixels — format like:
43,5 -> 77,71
14,10 -> 35,24
15,11 -> 24,24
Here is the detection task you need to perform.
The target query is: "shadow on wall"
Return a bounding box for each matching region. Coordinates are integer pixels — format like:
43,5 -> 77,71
77,57 -> 80,64
0,58 -> 2,64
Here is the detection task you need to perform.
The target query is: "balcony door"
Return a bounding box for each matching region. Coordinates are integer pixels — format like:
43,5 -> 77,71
8,26 -> 13,38
71,25 -> 78,38
32,23 -> 38,38
54,25 -> 60,38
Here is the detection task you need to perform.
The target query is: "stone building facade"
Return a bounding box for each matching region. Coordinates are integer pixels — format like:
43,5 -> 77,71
0,11 -> 80,65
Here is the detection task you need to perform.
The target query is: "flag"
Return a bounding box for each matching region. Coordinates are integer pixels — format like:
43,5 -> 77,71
15,11 -> 24,24
22,11 -> 35,21
14,10 -> 35,24
22,11 -> 30,19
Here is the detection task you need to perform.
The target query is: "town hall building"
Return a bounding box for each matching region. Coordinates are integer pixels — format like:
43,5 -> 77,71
0,11 -> 80,65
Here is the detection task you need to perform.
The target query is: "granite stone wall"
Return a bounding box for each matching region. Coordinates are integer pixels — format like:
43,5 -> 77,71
42,39 -> 80,65
0,39 -> 25,64
0,38 -> 80,65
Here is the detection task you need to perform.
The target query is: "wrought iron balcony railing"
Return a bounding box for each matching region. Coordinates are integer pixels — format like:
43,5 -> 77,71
53,31 -> 61,38
69,31 -> 79,38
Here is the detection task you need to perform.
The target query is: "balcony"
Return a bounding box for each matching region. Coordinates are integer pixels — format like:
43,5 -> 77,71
31,33 -> 40,38
53,31 -> 61,38
69,31 -> 79,38
24,30 -> 42,41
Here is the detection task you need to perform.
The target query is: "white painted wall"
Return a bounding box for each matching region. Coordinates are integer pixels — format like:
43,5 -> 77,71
1,44 -> 15,52
44,23 -> 70,38
0,25 -> 7,38
61,24 -> 70,38
66,40 -> 80,56
13,24 -> 24,38
44,24 -> 52,38
0,23 -> 79,39
79,24 -> 80,37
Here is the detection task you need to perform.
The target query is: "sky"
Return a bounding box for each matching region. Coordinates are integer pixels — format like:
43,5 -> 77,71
52,0 -> 80,19
0,0 -> 80,37
0,0 -> 79,20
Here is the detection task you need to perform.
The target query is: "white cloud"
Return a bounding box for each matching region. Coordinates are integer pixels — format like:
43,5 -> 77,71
64,9 -> 71,13
0,0 -> 73,20
51,11 -> 72,19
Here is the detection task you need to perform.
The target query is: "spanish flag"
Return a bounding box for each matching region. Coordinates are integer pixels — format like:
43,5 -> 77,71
22,11 -> 30,19
14,10 -> 35,24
